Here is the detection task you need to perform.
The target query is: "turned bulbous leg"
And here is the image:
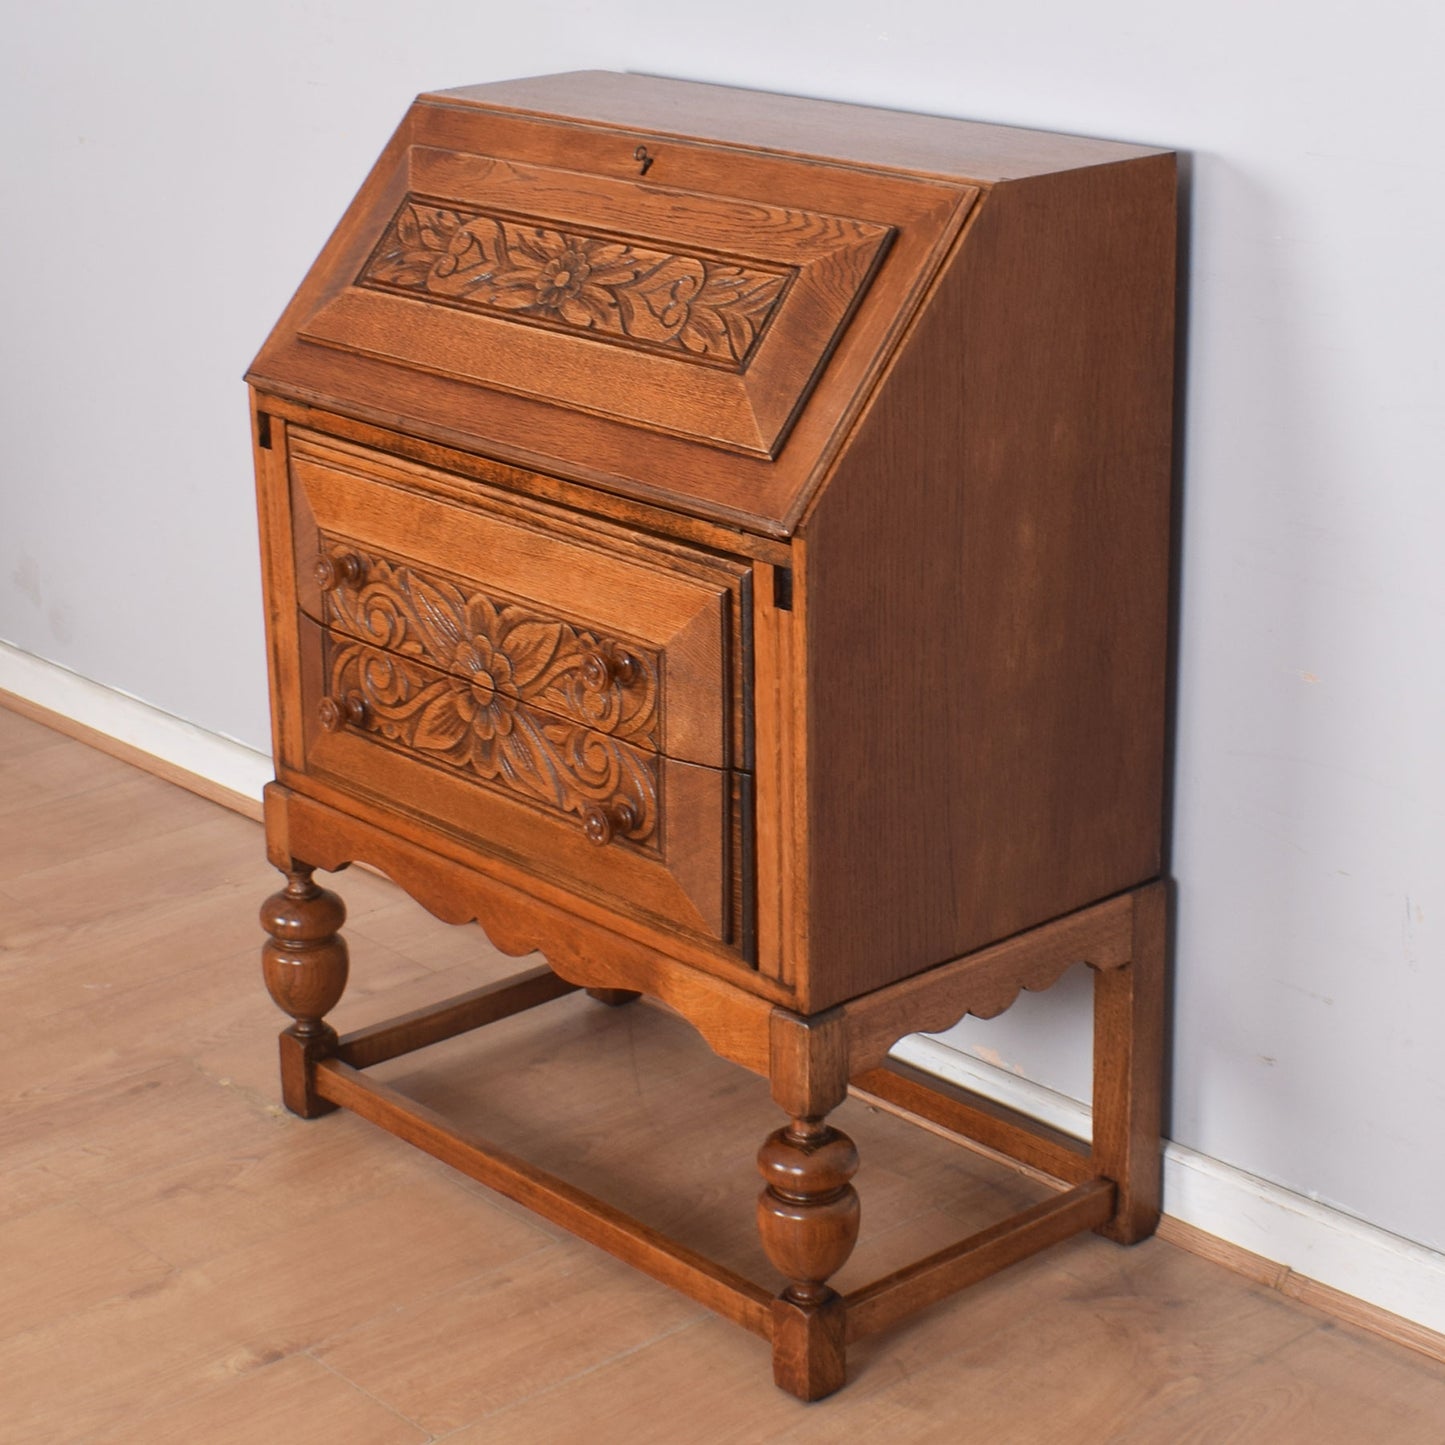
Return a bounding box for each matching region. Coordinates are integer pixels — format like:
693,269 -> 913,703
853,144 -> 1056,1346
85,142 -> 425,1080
260,866 -> 348,1118
757,1117 -> 860,1400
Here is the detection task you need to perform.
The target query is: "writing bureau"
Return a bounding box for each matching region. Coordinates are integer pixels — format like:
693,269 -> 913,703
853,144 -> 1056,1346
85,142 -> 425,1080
247,70 -> 1174,1400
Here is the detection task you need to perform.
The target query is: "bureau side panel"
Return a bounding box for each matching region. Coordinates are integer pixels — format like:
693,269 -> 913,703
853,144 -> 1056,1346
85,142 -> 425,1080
799,154 -> 1176,1009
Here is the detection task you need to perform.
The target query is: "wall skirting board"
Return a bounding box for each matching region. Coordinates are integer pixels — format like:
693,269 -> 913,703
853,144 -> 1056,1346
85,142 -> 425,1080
0,640 -> 270,820
4,638 -> 1442,1361
891,1035 -> 1445,1358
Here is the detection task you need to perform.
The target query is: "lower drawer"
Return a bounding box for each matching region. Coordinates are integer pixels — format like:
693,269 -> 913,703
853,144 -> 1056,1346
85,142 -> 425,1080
289,616 -> 743,950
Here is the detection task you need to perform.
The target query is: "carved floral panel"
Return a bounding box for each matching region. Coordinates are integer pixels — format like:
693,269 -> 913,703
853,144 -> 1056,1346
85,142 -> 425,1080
324,635 -> 659,847
318,542 -> 660,752
358,195 -> 791,369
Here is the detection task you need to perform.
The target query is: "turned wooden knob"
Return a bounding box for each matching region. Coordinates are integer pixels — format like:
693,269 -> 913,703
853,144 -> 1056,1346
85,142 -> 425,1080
580,648 -> 640,692
317,693 -> 368,733
582,798 -> 639,846
313,552 -> 365,591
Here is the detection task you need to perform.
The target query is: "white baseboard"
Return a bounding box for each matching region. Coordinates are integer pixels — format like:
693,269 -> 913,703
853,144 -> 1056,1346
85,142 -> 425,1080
0,640 -> 272,804
892,1035 -> 1445,1339
4,640 -> 1441,1344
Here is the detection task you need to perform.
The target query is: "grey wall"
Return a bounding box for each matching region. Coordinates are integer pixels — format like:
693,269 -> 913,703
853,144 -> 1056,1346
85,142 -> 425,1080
3,3 -> 1441,1253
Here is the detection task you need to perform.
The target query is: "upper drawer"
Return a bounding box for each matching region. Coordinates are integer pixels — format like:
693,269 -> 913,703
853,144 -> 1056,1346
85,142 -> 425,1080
248,98 -> 974,535
313,535 -> 664,757
287,431 -> 746,769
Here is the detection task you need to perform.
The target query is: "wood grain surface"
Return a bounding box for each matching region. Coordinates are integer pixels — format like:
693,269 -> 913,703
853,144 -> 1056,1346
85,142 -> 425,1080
798,152 -> 1176,1006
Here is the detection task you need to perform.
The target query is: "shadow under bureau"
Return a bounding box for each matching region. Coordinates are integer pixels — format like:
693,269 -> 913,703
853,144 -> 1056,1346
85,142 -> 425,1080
247,70 -> 1175,1400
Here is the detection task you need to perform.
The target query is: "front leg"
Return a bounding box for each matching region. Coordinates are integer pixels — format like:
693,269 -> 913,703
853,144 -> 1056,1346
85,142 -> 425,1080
260,864 -> 349,1118
757,1008 -> 859,1401
757,1114 -> 859,1400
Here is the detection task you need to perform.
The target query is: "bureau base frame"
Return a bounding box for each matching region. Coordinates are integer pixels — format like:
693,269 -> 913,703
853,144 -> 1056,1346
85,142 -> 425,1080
259,802 -> 1165,1402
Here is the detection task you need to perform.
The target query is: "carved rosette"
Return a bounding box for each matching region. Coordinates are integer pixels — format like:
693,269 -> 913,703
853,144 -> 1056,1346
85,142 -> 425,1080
358,196 -> 791,369
319,544 -> 659,750
323,636 -> 658,847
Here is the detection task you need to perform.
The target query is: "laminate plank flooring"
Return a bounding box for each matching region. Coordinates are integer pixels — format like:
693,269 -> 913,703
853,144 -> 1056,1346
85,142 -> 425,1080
2,703 -> 1443,1443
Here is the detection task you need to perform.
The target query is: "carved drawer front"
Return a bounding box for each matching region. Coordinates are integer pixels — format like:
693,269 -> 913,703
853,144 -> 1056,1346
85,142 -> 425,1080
317,629 -> 660,846
288,431 -> 742,770
312,538 -> 664,758
296,616 -> 735,947
278,430 -> 752,951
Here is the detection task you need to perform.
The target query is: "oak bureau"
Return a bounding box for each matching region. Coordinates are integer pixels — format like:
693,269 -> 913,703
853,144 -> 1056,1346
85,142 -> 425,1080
247,70 -> 1175,1399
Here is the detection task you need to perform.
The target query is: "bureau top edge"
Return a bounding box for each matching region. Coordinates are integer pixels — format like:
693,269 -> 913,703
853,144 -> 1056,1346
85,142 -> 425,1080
424,70 -> 1172,185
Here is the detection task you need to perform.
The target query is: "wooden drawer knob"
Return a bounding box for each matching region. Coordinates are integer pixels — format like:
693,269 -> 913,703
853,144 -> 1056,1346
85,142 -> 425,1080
581,798 -> 639,847
317,693 -> 368,733
580,648 -> 640,692
313,552 -> 366,591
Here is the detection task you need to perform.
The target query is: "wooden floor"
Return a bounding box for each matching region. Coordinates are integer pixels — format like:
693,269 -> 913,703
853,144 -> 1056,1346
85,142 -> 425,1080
3,704 -> 1445,1443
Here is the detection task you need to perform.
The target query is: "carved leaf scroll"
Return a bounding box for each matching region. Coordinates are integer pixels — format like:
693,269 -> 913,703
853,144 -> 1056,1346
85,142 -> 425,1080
325,637 -> 659,848
358,196 -> 791,369
319,543 -> 660,752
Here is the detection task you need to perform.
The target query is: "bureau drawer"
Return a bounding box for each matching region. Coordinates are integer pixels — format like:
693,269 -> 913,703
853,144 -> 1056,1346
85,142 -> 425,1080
288,431 -> 740,769
312,537 -> 664,757
294,615 -> 739,946
316,626 -> 661,846
274,430 -> 754,952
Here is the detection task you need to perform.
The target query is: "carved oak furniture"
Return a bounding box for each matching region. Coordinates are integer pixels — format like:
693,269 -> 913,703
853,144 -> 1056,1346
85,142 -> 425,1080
248,71 -> 1174,1400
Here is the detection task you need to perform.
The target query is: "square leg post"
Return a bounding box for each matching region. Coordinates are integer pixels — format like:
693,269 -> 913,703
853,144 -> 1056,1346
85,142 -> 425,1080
1090,881 -> 1167,1243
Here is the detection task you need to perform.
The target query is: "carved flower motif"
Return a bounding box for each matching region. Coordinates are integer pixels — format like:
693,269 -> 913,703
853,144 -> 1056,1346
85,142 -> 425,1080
325,554 -> 661,794
486,230 -> 639,330
449,636 -> 519,740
